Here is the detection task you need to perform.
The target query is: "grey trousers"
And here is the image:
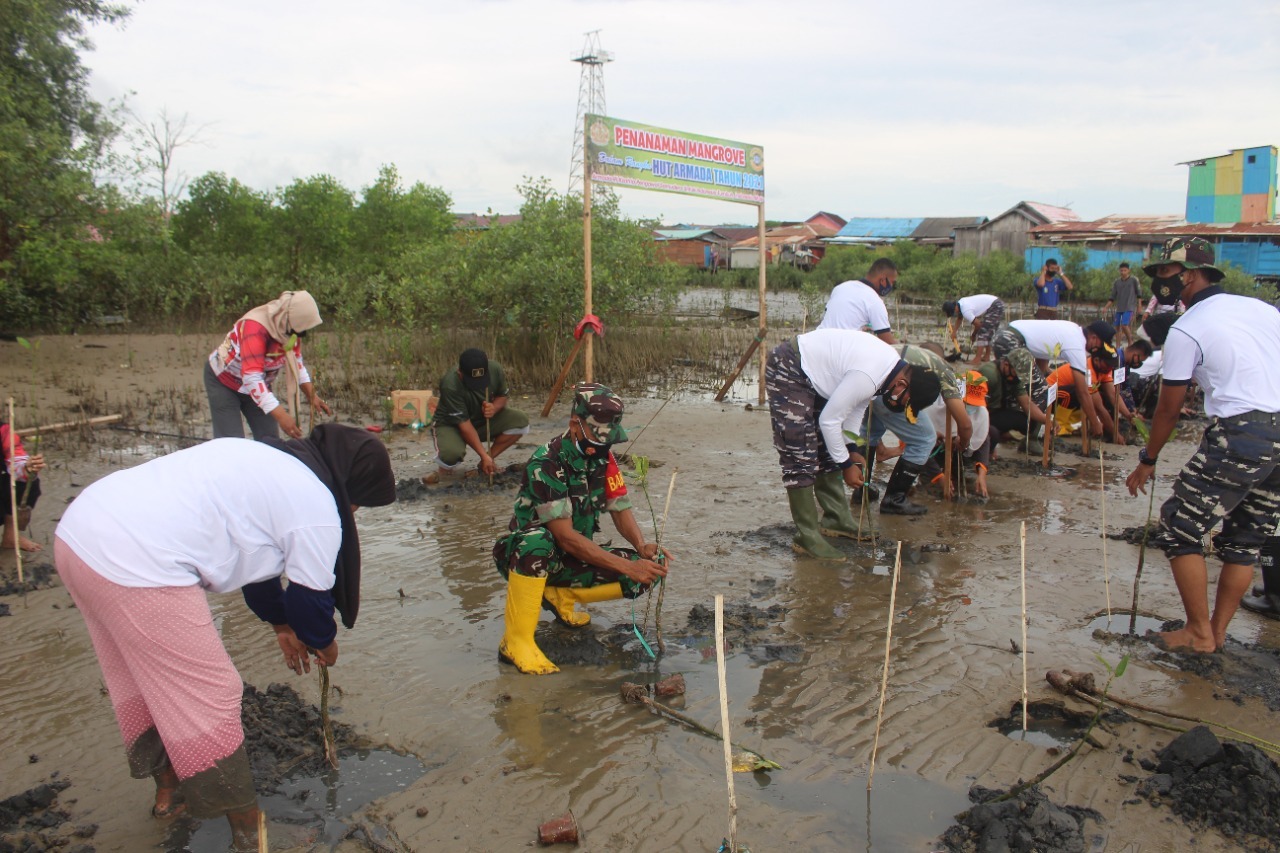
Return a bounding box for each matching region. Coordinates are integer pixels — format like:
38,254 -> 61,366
203,362 -> 279,440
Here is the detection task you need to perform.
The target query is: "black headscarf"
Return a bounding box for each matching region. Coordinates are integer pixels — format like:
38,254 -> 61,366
262,424 -> 396,629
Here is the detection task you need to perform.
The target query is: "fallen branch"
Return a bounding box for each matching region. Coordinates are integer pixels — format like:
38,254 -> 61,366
619,683 -> 780,771
19,413 -> 123,436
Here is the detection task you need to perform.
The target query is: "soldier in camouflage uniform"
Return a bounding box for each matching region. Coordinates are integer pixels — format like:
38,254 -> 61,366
1126,237 -> 1280,652
492,383 -> 670,674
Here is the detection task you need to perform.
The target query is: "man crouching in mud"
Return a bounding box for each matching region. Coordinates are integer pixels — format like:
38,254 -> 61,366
1126,238 -> 1280,653
492,383 -> 670,674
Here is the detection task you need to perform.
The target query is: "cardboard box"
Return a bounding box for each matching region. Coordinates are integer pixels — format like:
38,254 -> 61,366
390,390 -> 436,426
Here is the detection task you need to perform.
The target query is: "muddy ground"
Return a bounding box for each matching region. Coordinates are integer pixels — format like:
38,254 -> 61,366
2,330 -> 1279,852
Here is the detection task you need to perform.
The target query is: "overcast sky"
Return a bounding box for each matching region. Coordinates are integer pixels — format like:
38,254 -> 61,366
86,0 -> 1280,226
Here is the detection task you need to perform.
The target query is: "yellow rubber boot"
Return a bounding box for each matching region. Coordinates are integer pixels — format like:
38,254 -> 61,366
542,582 -> 625,627
499,573 -> 559,674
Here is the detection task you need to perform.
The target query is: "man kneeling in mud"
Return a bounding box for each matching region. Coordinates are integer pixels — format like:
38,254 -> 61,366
492,383 -> 670,674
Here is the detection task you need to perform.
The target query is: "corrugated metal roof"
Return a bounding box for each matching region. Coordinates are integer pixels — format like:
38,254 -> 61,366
653,228 -> 716,241
1021,202 -> 1080,223
910,217 -> 987,239
1032,216 -> 1280,239
834,217 -> 925,239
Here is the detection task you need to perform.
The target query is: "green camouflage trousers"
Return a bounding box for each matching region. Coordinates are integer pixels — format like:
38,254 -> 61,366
492,527 -> 649,597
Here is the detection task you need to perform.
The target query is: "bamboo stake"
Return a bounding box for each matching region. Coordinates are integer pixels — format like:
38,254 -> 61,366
714,595 -> 738,852
713,334 -> 764,403
258,809 -> 268,853
654,470 -> 677,655
17,413 -> 123,437
7,399 -> 22,584
1041,398 -> 1054,469
484,388 -> 493,488
583,133 -> 594,384
943,410 -> 954,500
868,541 -> 903,791
1100,447 -> 1111,623
1129,477 -> 1159,635
1020,521 -> 1028,733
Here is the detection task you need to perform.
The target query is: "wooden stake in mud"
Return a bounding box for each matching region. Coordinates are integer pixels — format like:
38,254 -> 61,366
1129,474 -> 1159,635
7,398 -> 23,584
484,388 -> 493,488
1020,521 -> 1029,733
258,809 -> 267,853
1100,447 -> 1112,623
943,410 -> 954,500
714,334 -> 764,403
714,595 -> 738,852
868,540 -> 903,791
1041,398 -> 1054,469
583,136 -> 595,385
755,205 -> 767,407
653,470 -> 678,655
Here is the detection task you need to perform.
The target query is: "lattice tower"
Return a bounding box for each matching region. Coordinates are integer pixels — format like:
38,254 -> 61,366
568,30 -> 612,197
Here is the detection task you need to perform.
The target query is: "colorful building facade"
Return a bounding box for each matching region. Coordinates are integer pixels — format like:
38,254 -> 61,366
1184,146 -> 1277,224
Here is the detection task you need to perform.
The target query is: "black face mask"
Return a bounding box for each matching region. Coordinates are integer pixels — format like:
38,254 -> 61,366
1151,275 -> 1183,306
578,437 -> 612,457
881,386 -> 909,413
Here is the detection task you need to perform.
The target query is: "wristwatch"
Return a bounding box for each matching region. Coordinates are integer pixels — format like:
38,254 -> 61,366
1138,447 -> 1158,466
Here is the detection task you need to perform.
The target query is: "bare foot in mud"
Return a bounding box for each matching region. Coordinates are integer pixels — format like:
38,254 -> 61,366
0,534 -> 42,552
1146,627 -> 1217,654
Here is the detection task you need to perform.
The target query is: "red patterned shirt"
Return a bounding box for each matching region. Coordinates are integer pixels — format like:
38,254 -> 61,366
208,319 -> 312,414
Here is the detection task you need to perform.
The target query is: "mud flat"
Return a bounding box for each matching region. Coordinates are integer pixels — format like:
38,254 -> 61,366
1,332 -> 1277,851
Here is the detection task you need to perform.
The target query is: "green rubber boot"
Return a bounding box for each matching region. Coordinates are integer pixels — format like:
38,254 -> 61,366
787,486 -> 846,561
814,471 -> 868,540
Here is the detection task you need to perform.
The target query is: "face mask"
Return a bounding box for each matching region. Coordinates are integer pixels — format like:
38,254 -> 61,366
881,386 -> 908,413
875,278 -> 895,297
1151,274 -> 1183,305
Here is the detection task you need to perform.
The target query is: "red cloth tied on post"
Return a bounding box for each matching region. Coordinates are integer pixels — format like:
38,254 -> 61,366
574,314 -> 604,340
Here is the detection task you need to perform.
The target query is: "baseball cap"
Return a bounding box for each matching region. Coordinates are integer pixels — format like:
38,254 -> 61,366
571,383 -> 630,443
459,348 -> 489,393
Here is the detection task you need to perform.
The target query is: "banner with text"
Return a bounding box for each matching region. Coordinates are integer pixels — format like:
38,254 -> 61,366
586,114 -> 765,205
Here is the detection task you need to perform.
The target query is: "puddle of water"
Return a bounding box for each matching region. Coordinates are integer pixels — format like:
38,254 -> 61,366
166,747 -> 426,852
997,719 -> 1078,749
1088,613 -> 1165,635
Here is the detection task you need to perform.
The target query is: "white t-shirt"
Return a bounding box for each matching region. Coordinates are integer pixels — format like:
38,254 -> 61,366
1163,292 -> 1280,418
817,280 -> 891,334
796,329 -> 902,466
1134,350 -> 1163,379
57,439 -> 342,593
1009,320 -> 1089,373
958,294 -> 998,322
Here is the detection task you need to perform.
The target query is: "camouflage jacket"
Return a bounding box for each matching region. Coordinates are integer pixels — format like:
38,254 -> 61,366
504,433 -> 631,539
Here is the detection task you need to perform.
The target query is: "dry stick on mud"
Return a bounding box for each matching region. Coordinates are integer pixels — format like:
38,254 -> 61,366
1100,447 -> 1112,621
868,541 -> 903,791
715,595 -> 738,853
7,398 -> 23,584
1020,521 -> 1029,733
1129,473 -> 1159,635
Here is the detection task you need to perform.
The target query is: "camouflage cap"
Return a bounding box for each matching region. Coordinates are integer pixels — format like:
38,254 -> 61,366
1142,237 -> 1224,281
1002,347 -> 1036,382
571,382 -> 630,443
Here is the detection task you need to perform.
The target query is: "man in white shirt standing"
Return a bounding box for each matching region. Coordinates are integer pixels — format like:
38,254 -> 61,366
1126,237 -> 1280,653
816,258 -> 898,343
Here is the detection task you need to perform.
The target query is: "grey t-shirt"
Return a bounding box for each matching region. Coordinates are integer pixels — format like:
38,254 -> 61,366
1111,276 -> 1140,312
